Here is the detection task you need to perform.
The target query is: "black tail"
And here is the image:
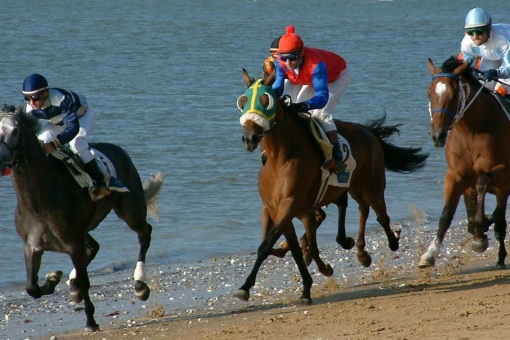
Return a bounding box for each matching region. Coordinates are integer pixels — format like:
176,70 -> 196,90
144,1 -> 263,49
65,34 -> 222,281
365,113 -> 429,174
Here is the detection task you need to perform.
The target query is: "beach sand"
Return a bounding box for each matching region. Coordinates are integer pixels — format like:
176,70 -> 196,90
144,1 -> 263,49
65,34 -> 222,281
3,216 -> 510,340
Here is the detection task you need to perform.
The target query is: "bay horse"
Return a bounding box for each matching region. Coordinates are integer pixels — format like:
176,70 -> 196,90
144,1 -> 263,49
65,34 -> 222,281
419,57 -> 510,269
0,104 -> 164,332
235,69 -> 428,304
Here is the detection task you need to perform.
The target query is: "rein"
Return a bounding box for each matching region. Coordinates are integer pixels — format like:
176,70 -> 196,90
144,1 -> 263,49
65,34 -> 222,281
431,73 -> 486,124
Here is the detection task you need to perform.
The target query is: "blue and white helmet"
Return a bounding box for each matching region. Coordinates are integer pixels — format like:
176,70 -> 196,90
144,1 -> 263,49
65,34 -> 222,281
22,74 -> 49,96
464,7 -> 491,29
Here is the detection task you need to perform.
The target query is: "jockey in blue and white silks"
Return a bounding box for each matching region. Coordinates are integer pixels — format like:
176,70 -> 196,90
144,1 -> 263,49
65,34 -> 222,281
460,7 -> 510,95
22,73 -> 111,198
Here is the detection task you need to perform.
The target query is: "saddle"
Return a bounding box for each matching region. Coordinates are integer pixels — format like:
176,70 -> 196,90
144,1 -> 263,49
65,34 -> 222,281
298,112 -> 356,188
51,147 -> 129,199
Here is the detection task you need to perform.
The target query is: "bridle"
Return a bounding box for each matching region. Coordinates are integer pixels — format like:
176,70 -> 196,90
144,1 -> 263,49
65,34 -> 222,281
430,72 -> 486,124
0,112 -> 24,169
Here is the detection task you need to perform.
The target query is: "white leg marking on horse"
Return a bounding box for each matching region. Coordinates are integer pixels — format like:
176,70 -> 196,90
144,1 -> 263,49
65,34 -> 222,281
66,268 -> 77,286
426,237 -> 442,258
134,261 -> 146,281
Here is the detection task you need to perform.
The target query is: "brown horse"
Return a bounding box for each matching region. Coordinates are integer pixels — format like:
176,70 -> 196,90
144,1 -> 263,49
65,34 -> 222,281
235,69 -> 428,304
0,104 -> 164,332
419,57 -> 510,269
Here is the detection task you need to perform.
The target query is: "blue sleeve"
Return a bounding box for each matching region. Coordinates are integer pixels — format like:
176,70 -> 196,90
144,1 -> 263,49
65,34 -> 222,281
56,94 -> 80,144
272,61 -> 285,97
306,61 -> 329,110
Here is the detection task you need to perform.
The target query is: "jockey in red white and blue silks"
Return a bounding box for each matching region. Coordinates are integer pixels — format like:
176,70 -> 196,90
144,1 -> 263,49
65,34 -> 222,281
272,25 -> 350,173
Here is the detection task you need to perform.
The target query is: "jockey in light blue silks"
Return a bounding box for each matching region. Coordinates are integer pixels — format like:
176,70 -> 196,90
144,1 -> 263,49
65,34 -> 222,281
21,73 -> 111,198
460,7 -> 510,96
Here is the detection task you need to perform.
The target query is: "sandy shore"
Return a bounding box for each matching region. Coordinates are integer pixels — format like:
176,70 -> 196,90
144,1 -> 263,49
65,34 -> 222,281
2,215 -> 510,339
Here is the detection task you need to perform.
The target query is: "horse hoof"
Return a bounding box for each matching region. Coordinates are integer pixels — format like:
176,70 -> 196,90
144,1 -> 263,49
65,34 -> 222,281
358,253 -> 372,267
418,254 -> 435,268
135,280 -> 150,301
298,297 -> 313,306
46,271 -> 63,284
303,254 -> 313,266
234,289 -> 250,301
472,238 -> 489,253
71,291 -> 84,304
496,263 -> 506,270
85,323 -> 100,333
321,264 -> 334,277
271,248 -> 287,258
337,237 -> 355,250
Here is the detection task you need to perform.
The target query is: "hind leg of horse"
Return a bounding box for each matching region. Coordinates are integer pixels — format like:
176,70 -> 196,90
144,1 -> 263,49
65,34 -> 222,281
23,244 -> 62,298
115,199 -> 153,302
354,203 -> 372,267
491,193 -> 508,269
234,223 -> 284,301
335,192 -> 355,249
300,213 -> 333,276
68,244 -> 99,332
471,174 -> 491,253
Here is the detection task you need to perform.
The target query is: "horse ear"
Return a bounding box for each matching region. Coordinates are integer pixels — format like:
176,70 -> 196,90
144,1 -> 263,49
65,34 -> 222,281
263,70 -> 275,86
242,68 -> 255,88
453,61 -> 469,76
15,101 -> 24,114
427,58 -> 437,75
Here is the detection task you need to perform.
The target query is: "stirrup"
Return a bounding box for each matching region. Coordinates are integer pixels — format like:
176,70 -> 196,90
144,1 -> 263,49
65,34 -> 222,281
89,183 -> 111,201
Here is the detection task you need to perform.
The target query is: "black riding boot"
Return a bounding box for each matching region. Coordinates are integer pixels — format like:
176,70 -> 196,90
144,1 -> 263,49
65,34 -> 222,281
332,142 -> 346,173
83,160 -> 111,197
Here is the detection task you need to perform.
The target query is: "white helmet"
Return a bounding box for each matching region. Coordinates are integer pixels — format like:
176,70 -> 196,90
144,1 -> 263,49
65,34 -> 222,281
464,7 -> 491,29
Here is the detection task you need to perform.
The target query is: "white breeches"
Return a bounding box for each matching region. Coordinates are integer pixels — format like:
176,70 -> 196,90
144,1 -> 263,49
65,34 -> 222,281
283,68 -> 351,133
37,105 -> 97,163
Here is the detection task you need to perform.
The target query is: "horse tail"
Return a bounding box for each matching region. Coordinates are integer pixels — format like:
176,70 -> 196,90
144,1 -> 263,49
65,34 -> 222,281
142,171 -> 165,221
365,113 -> 429,174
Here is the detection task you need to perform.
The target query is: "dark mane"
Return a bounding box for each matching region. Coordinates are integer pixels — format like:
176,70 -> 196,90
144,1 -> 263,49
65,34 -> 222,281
441,56 -> 486,92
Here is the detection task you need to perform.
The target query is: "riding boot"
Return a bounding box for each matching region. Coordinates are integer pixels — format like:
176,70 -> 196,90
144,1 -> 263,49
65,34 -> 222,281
83,160 -> 111,197
332,142 -> 346,173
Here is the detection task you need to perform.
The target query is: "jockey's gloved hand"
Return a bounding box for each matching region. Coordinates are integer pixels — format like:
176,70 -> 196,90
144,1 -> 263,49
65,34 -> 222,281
287,102 -> 310,116
482,69 -> 499,81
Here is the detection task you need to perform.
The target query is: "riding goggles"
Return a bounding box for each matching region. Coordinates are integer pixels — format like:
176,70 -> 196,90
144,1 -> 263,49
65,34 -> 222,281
24,93 -> 44,101
280,51 -> 302,62
466,27 -> 488,36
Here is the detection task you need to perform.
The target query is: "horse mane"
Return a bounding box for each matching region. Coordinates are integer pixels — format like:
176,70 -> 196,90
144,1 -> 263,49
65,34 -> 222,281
441,56 -> 488,93
1,103 -> 41,135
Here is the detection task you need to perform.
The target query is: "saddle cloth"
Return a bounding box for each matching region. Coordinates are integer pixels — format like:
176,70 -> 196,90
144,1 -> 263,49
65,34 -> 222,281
51,148 -> 129,193
305,113 -> 357,188
492,92 -> 510,119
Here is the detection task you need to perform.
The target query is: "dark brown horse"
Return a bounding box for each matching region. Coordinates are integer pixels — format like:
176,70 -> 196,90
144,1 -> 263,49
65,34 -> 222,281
419,57 -> 510,269
0,104 -> 164,332
235,69 -> 428,304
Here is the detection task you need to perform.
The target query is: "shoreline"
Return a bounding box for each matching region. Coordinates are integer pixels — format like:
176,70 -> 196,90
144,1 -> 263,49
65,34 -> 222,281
3,214 -> 502,339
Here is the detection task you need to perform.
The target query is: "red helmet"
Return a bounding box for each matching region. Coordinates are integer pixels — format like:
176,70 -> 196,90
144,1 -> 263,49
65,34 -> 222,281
278,26 -> 304,54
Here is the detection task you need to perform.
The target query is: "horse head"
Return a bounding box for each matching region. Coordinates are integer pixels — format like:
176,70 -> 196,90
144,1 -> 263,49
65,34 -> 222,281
0,103 -> 41,169
427,57 -> 469,148
237,69 -> 277,152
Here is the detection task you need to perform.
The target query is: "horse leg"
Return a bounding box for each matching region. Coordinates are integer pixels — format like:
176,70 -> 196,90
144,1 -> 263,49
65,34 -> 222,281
282,222 -> 314,305
335,192 -> 355,249
68,244 -> 99,332
234,224 -> 283,301
491,193 -> 508,269
300,212 -> 333,276
67,233 -> 100,287
419,175 -> 462,268
354,203 -> 372,267
471,174 -> 491,253
23,244 -> 62,298
131,222 -> 152,301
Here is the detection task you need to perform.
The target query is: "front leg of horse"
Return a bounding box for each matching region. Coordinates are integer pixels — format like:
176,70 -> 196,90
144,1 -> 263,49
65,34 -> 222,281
418,208 -> 455,268
301,213 -> 333,276
234,227 -> 281,301
491,202 -> 508,269
23,245 -> 62,298
471,174 -> 491,253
